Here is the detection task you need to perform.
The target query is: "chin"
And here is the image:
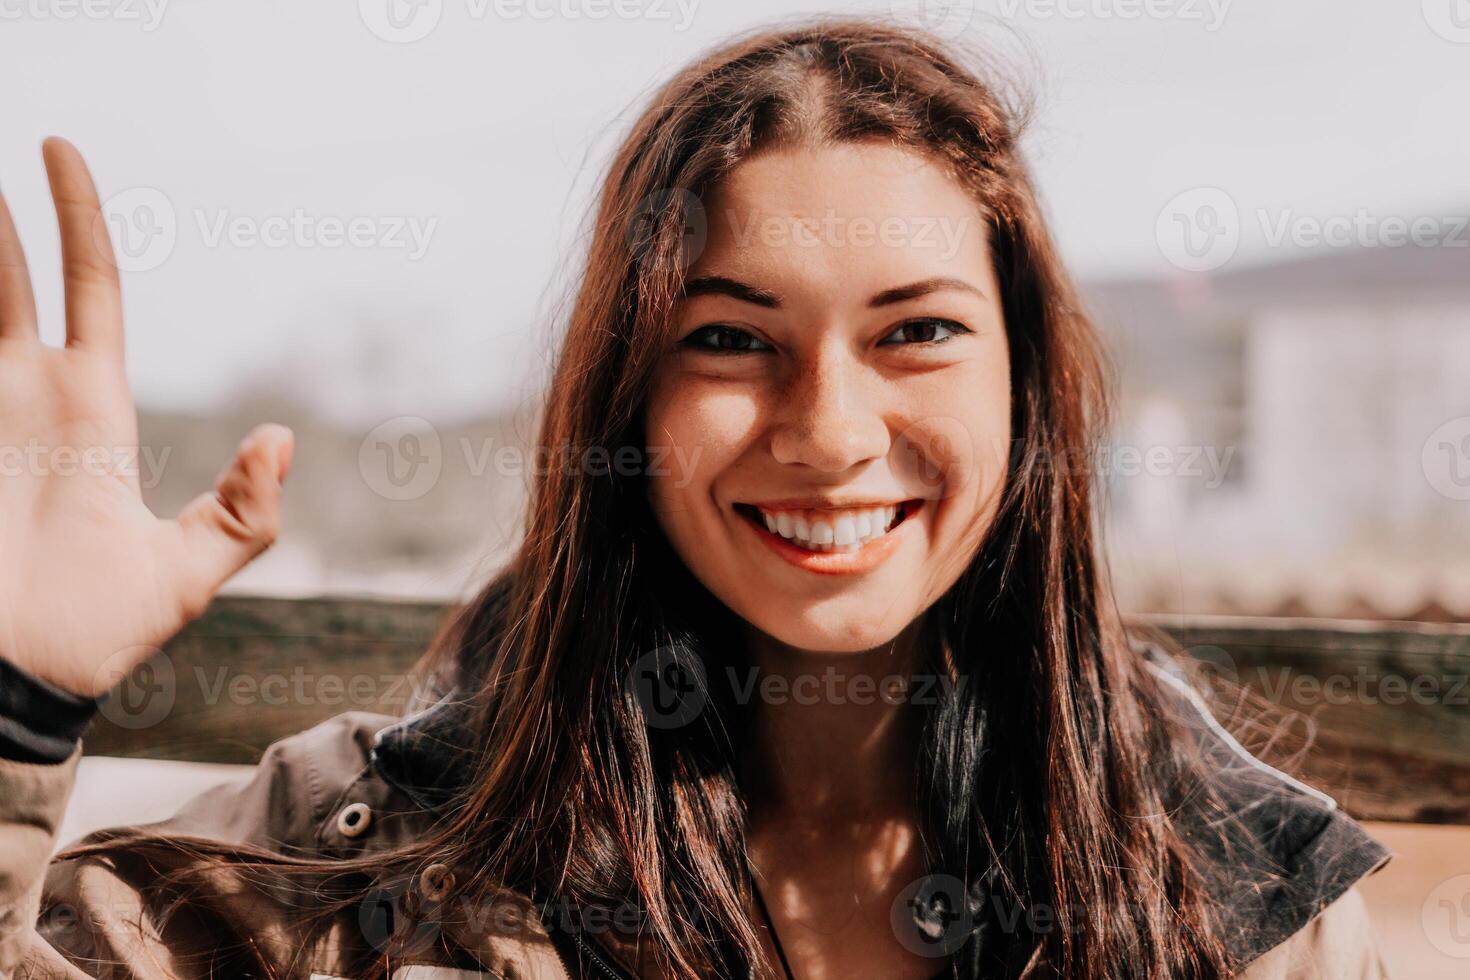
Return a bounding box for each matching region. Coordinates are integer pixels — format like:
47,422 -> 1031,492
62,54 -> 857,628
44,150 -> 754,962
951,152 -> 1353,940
749,603 -> 915,657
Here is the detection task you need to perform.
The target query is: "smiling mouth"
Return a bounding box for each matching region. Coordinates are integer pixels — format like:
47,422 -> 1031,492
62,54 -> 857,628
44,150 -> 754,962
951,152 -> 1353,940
733,500 -> 921,554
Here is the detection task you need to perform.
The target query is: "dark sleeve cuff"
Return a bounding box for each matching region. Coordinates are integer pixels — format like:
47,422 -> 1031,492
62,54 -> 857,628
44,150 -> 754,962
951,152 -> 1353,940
0,654 -> 100,764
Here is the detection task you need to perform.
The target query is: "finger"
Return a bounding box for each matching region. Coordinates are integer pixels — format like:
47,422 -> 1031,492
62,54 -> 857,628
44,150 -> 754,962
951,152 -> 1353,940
172,424 -> 294,619
41,136 -> 124,359
0,186 -> 40,341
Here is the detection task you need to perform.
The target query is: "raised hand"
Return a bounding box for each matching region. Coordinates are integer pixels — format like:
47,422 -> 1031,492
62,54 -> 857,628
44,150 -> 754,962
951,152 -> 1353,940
0,138 -> 293,697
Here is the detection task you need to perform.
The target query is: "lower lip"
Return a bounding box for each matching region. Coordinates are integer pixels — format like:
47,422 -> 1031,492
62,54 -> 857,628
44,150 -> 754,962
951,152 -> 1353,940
738,504 -> 918,576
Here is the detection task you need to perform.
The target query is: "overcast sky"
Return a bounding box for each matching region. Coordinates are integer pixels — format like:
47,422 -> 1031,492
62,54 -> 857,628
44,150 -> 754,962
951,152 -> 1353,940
2,0 -> 1466,424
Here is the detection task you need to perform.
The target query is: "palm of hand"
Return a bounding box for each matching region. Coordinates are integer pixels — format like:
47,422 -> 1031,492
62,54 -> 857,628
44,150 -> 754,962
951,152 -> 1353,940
0,139 -> 292,697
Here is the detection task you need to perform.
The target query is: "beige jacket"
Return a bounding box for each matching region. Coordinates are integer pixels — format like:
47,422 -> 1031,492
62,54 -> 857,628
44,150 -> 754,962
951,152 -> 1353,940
1,704 -> 1393,979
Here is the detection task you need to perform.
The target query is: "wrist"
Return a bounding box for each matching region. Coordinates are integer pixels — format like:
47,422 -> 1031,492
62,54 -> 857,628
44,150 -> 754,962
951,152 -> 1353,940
0,653 -> 101,764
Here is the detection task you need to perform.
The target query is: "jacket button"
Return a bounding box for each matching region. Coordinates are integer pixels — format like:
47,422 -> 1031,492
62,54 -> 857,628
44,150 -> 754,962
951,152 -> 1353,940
419,862 -> 455,901
336,802 -> 373,838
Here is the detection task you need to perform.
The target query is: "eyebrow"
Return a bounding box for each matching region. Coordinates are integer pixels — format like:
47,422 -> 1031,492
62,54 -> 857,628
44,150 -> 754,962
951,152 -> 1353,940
679,275 -> 985,308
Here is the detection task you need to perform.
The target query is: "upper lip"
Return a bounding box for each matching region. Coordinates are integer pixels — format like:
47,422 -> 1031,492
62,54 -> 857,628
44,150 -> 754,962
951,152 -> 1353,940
740,496 -> 915,511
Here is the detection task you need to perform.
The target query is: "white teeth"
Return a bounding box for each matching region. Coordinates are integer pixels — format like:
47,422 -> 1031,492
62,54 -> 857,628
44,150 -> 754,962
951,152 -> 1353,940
753,503 -> 908,553
833,515 -> 857,547
810,519 -> 835,546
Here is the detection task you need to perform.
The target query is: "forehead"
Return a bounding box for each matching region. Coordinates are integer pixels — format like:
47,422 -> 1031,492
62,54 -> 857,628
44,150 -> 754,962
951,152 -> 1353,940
691,141 -> 994,290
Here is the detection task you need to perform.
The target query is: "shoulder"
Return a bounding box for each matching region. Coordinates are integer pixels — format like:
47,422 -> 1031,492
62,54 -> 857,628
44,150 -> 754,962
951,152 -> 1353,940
1138,646 -> 1395,971
34,712 -> 563,977
37,712 -> 426,968
1234,886 -> 1391,979
62,710 -> 429,859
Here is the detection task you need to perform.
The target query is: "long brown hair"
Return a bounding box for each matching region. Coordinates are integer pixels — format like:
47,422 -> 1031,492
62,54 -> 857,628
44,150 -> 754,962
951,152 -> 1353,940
68,16 -> 1248,979
414,15 -> 1243,978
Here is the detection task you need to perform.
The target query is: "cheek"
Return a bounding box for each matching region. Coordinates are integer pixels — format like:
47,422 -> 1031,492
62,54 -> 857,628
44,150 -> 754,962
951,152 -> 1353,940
896,361 -> 1011,498
644,378 -> 764,522
900,359 -> 1012,566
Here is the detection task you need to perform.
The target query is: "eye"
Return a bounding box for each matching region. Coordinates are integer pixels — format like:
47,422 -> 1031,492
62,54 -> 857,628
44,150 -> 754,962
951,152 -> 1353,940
879,317 -> 971,346
680,324 -> 774,354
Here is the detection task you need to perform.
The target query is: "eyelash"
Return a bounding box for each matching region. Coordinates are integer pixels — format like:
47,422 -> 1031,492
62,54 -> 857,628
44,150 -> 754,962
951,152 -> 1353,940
680,318 -> 971,354
878,317 -> 971,347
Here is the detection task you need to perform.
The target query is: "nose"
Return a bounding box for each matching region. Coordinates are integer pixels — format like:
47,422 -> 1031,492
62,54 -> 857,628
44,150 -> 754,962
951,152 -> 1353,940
768,346 -> 891,473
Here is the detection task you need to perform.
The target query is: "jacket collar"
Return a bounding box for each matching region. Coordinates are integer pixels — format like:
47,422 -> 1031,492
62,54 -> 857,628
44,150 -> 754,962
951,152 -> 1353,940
370,689 -> 478,813
1139,648 -> 1392,963
368,646 -> 1392,973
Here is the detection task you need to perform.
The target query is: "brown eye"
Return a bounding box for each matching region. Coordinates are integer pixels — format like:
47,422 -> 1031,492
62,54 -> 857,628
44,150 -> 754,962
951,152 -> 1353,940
880,318 -> 969,346
681,325 -> 773,353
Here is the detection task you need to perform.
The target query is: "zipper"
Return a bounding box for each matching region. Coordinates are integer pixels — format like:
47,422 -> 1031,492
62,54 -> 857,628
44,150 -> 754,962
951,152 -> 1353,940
574,930 -> 634,980
541,906 -> 635,980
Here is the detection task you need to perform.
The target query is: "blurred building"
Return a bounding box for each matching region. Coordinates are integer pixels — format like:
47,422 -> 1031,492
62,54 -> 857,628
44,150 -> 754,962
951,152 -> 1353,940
1091,242 -> 1470,621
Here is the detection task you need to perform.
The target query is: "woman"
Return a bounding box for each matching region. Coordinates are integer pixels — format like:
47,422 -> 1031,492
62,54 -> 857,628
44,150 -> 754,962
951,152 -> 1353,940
0,17 -> 1392,980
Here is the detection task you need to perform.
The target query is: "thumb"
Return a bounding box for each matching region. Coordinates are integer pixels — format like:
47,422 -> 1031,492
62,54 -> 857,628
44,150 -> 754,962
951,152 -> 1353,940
173,423 -> 294,615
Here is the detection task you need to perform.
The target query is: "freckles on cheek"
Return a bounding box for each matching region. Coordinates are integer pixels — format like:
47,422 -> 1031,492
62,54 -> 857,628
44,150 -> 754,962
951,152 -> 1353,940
894,363 -> 1010,515
645,382 -> 767,535
648,386 -> 764,471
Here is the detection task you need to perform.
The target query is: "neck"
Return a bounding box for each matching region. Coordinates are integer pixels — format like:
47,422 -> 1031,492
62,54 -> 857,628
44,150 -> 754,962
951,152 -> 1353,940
738,617 -> 929,820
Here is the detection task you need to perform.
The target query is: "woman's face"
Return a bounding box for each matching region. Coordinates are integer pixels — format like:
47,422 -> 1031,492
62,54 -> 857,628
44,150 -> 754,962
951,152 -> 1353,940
645,142 -> 1011,654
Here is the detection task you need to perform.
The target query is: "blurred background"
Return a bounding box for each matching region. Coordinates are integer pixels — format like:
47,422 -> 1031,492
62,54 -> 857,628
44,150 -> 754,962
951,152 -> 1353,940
2,0 -> 1466,616
7,4 -> 1470,975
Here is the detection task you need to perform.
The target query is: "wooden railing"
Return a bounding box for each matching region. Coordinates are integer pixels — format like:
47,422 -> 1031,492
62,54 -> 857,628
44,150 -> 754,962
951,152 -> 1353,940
83,596 -> 1470,826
